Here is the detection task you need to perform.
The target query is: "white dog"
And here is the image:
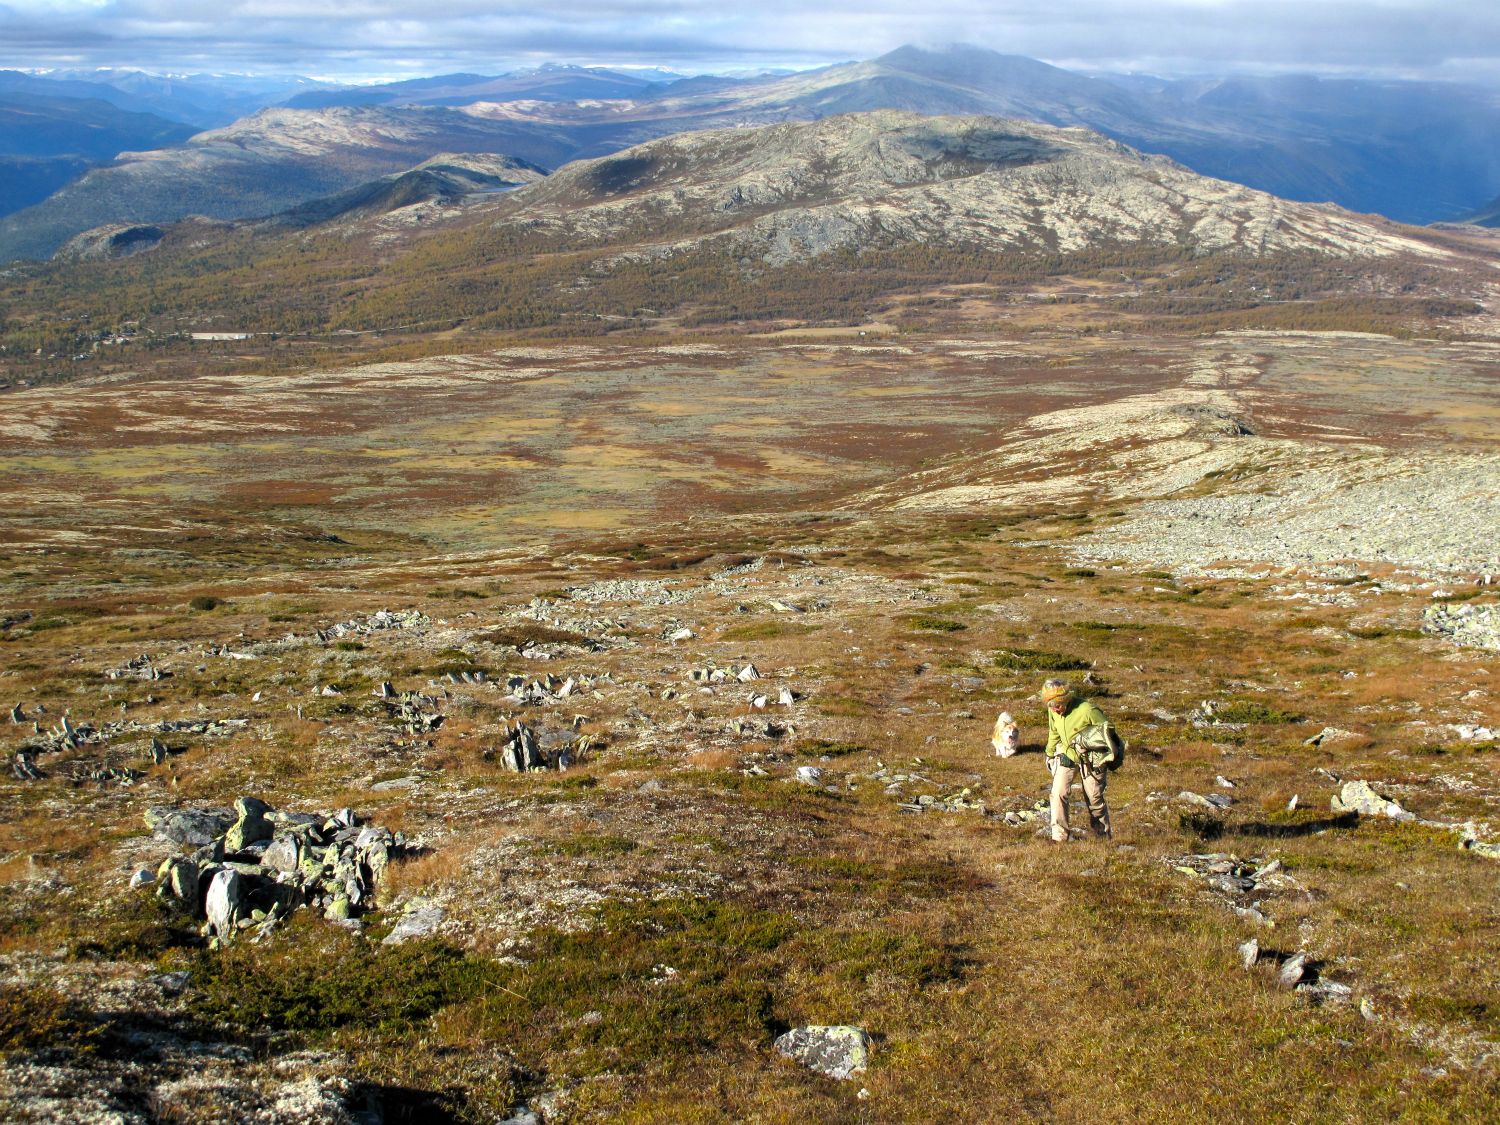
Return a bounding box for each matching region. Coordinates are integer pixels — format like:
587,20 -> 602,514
991,711 -> 1020,758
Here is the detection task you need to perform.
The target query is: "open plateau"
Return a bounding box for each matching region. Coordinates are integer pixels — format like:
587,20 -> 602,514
1,92 -> 1499,1124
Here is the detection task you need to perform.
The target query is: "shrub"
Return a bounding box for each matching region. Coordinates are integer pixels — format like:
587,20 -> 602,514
0,983 -> 100,1053
69,894 -> 199,960
908,616 -> 967,633
548,834 -> 637,858
993,648 -> 1091,671
1178,811 -> 1224,840
719,620 -> 819,641
190,926 -> 489,1033
1214,699 -> 1303,724
796,739 -> 868,759
189,595 -> 221,611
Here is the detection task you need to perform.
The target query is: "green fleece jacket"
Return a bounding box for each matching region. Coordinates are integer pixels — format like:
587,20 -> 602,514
1045,699 -> 1109,766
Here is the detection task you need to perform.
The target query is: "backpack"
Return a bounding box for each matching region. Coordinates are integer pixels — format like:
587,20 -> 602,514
1070,721 -> 1126,773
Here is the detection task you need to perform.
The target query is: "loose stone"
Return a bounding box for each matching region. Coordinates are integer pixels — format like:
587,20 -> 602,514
773,1025 -> 871,1080
1278,951 -> 1309,989
1239,938 -> 1260,970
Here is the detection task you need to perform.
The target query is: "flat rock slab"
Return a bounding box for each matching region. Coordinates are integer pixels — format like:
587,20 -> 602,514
774,1025 -> 871,1080
147,806 -> 234,846
382,905 -> 446,945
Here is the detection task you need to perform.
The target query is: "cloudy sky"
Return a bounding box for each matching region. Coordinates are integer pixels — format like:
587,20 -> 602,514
2,0 -> 1498,83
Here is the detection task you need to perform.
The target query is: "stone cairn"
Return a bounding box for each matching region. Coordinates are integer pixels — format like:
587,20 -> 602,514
142,798 -> 407,945
488,719 -> 591,772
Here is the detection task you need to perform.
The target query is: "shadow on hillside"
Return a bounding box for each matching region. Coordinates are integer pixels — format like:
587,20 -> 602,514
1232,812 -> 1360,839
359,1085 -> 468,1124
1177,810 -> 1360,842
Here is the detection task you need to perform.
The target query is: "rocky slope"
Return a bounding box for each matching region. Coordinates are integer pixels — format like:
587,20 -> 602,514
501,111 -> 1447,265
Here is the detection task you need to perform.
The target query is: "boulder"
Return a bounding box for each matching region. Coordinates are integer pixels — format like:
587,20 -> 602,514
1178,791 -> 1233,810
1460,837 -> 1500,861
773,1025 -> 871,1080
262,834 -> 302,874
795,766 -> 824,785
1278,951 -> 1308,989
205,868 -> 247,937
1330,780 -> 1414,821
1297,978 -> 1353,1006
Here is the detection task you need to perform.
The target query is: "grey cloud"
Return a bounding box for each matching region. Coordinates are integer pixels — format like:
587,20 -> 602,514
1,1 -> 1497,80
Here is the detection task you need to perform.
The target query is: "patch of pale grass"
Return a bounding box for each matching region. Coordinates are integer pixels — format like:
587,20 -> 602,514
685,749 -> 741,771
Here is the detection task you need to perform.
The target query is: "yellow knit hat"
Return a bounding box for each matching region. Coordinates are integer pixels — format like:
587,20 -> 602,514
1039,679 -> 1071,704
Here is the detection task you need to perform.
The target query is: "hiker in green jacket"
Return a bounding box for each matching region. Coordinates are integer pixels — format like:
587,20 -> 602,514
1041,678 -> 1112,842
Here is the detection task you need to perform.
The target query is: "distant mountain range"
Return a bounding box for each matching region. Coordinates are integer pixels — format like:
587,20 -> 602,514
0,68 -> 329,225
0,91 -> 195,214
0,106 -> 577,262
280,63 -> 680,110
2,45 -> 1499,262
0,69 -> 331,128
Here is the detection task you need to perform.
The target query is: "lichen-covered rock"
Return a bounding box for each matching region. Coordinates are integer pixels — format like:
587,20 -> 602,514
773,1025 -> 871,1080
382,904 -> 445,945
156,855 -> 201,904
224,796 -> 274,852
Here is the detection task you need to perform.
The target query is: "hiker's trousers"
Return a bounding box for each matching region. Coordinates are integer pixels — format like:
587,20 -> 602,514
1049,759 -> 1110,842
